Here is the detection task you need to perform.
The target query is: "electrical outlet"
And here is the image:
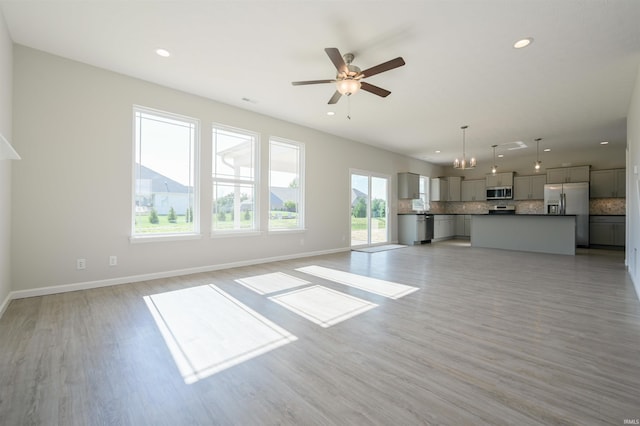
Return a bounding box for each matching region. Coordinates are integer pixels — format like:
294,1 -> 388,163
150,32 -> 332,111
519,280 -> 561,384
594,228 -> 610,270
109,255 -> 117,266
76,258 -> 86,270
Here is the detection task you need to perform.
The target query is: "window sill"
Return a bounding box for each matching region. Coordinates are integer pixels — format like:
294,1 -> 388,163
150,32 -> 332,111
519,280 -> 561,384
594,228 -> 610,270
267,228 -> 306,235
211,230 -> 262,239
130,233 -> 203,244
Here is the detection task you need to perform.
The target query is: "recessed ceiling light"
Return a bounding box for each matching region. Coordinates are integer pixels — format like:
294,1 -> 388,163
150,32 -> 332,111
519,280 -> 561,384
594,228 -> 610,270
600,141 -> 609,145
544,148 -> 551,152
435,150 -> 441,154
155,48 -> 171,57
513,38 -> 534,49
327,111 -> 335,116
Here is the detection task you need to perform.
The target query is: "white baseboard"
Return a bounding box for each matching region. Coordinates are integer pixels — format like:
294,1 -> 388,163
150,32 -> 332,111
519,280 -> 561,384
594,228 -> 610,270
0,291 -> 13,319
8,247 -> 351,302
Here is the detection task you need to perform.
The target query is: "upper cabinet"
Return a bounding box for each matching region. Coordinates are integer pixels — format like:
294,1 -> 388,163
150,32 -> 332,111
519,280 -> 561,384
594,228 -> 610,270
514,175 -> 546,200
546,165 -> 590,184
430,177 -> 448,201
398,172 -> 420,199
486,172 -> 513,187
461,179 -> 486,201
590,169 -> 626,198
447,176 -> 461,202
431,177 -> 461,201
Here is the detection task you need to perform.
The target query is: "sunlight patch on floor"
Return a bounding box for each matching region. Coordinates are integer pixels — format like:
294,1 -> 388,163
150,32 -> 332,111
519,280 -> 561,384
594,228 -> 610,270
269,285 -> 377,328
235,272 -> 311,295
296,265 -> 419,299
144,284 -> 297,384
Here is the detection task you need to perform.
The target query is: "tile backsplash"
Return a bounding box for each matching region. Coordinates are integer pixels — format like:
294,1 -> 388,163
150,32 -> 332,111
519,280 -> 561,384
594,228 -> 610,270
398,198 -> 625,215
590,198 -> 626,215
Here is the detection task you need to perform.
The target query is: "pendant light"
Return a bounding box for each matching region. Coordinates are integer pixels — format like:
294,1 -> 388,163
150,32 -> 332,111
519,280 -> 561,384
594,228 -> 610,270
453,125 -> 476,169
491,144 -> 498,174
534,138 -> 542,172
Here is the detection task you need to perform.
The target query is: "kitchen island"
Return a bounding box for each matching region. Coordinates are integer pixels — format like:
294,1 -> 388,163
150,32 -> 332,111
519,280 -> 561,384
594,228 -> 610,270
471,214 -> 576,255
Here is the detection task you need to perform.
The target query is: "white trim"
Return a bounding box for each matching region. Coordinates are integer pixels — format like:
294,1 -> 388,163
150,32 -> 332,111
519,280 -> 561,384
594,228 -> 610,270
269,136 -> 305,231
212,123 -> 260,233
8,247 -> 351,301
0,291 -> 14,319
211,230 -> 263,238
130,233 -> 203,244
267,228 -> 306,235
131,105 -> 201,238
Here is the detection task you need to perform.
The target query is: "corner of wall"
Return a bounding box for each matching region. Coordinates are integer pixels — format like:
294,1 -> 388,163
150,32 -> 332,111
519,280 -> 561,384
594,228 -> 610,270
627,64 -> 640,301
0,6 -> 13,317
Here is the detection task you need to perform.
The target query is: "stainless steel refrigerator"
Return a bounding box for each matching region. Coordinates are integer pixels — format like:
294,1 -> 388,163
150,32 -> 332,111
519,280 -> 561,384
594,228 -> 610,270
544,182 -> 590,247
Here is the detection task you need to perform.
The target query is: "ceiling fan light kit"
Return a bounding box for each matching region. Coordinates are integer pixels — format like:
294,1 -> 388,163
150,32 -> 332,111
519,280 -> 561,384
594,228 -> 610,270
336,79 -> 361,95
291,47 -> 405,105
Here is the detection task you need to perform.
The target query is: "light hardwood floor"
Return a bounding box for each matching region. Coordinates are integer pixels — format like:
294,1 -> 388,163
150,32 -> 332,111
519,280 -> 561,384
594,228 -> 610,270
1,241 -> 639,425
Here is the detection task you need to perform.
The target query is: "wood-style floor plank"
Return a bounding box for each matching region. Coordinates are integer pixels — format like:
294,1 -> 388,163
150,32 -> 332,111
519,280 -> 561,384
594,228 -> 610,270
1,241 -> 639,425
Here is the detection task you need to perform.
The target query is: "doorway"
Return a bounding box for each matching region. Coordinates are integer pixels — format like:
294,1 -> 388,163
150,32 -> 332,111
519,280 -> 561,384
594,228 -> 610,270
350,171 -> 389,248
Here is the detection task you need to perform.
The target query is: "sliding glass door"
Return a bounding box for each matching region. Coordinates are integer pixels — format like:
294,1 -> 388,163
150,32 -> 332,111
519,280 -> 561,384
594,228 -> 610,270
350,171 -> 389,247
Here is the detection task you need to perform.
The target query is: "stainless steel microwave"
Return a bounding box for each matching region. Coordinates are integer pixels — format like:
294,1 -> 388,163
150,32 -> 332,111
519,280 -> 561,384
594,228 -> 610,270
486,186 -> 513,200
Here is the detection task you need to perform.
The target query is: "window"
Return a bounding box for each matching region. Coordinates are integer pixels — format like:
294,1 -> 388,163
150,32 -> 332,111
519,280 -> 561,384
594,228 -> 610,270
212,125 -> 259,232
269,138 -> 304,230
412,176 -> 430,211
350,171 -> 389,247
133,107 -> 199,237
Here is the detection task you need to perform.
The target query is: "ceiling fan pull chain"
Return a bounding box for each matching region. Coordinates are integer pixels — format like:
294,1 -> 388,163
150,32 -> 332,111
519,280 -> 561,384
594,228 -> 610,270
347,96 -> 351,120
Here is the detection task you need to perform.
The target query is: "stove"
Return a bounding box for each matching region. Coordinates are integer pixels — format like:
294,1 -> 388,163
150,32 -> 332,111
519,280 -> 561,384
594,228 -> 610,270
488,205 -> 516,215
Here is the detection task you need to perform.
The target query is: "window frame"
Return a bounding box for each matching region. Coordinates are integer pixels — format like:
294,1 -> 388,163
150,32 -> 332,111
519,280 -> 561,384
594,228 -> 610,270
131,105 -> 201,242
412,175 -> 430,211
268,136 -> 305,232
211,123 -> 260,236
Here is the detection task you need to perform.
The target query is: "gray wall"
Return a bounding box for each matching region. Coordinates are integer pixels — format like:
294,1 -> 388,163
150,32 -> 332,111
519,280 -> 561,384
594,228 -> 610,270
628,66 -> 640,299
0,9 -> 13,314
11,46 -> 440,295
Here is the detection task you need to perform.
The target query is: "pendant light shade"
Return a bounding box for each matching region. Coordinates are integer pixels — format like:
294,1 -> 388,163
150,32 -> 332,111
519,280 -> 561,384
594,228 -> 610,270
453,125 -> 476,169
491,144 -> 498,174
534,138 -> 542,172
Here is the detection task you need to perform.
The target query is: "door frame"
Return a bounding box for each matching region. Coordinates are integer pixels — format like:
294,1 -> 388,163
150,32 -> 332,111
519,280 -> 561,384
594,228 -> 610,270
349,169 -> 390,248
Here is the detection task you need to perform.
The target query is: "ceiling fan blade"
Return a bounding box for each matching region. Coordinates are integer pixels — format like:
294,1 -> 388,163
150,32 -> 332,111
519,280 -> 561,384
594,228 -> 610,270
292,79 -> 335,86
325,47 -> 348,75
360,57 -> 406,78
360,81 -> 391,97
328,90 -> 342,104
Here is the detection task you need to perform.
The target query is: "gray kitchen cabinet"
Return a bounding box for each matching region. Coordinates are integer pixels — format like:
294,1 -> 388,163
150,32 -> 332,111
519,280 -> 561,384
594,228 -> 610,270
447,176 -> 461,201
455,215 -> 464,236
455,214 -> 471,237
434,215 -> 455,240
590,169 -> 626,198
589,216 -> 625,246
514,174 -> 546,200
430,177 -> 448,201
398,172 -> 420,199
486,172 -> 513,187
546,165 -> 590,184
461,179 -> 486,201
398,214 -> 427,245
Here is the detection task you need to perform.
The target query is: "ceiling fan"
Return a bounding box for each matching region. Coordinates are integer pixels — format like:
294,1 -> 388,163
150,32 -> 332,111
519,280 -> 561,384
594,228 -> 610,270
291,47 -> 406,104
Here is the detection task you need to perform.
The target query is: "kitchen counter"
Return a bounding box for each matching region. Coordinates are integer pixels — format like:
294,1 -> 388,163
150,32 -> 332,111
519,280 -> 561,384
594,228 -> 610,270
471,214 -> 576,255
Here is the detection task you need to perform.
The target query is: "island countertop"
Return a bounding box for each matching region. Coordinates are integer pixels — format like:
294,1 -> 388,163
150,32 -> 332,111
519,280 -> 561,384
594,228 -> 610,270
471,214 -> 576,255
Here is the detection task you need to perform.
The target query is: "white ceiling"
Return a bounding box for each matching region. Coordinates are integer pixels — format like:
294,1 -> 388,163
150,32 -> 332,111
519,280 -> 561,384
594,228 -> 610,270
2,0 -> 639,168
